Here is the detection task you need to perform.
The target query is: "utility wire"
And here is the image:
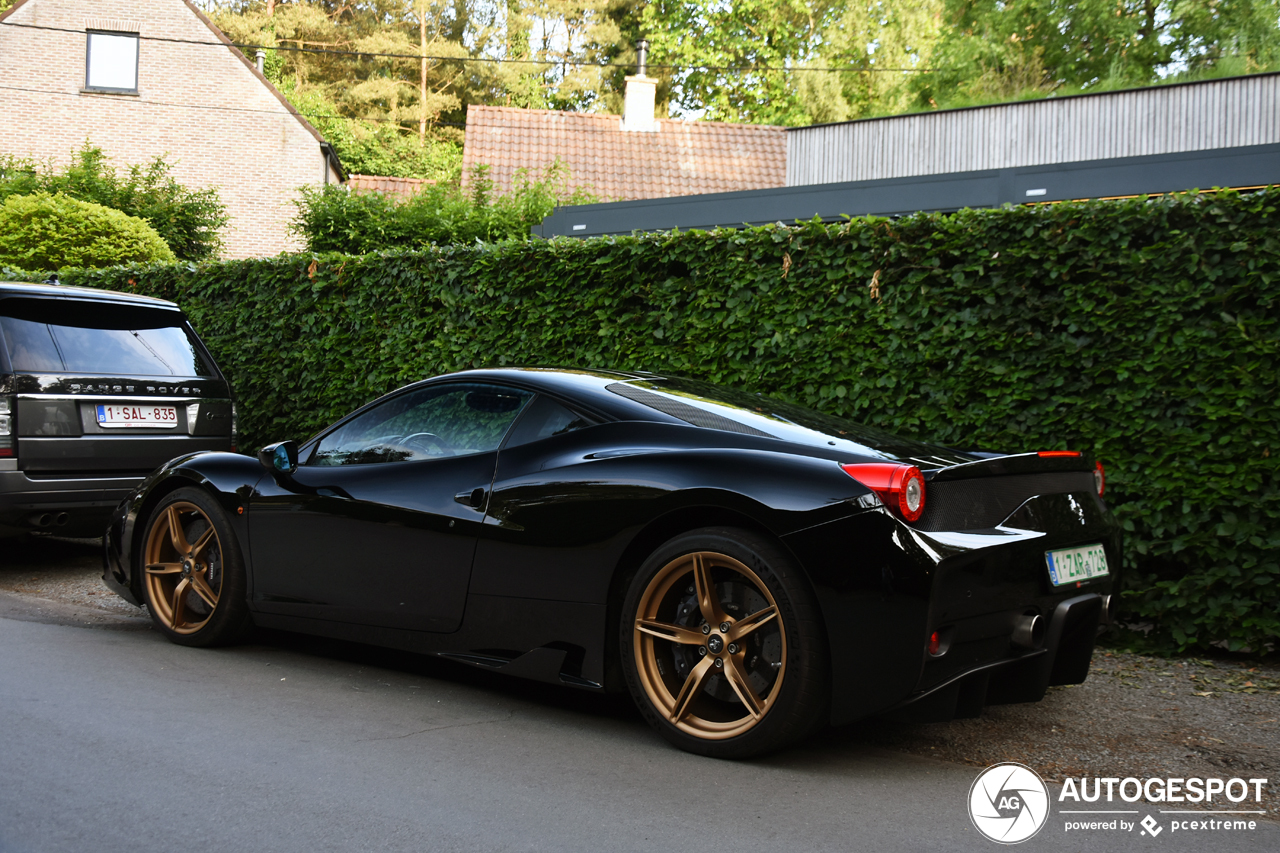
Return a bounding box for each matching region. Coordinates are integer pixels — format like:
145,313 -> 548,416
0,80 -> 835,136
0,20 -> 934,74
0,83 -> 465,128
0,82 -> 812,135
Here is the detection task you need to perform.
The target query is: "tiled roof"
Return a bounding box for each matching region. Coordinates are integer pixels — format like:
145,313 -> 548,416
460,105 -> 786,201
346,174 -> 435,198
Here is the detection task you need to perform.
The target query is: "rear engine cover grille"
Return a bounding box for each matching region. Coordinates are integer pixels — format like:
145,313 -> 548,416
917,471 -> 1095,531
606,383 -> 772,437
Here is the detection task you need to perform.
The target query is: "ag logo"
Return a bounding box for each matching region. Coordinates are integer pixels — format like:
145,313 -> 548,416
968,762 -> 1050,844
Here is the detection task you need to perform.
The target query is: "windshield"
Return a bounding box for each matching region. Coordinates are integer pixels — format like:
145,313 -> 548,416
0,298 -> 212,378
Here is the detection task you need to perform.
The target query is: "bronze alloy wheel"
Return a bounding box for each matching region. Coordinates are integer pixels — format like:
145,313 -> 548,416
633,550 -> 787,740
143,501 -> 224,635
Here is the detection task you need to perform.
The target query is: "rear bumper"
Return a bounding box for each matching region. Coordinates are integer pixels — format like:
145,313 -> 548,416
0,467 -> 143,534
784,489 -> 1121,727
884,593 -> 1104,722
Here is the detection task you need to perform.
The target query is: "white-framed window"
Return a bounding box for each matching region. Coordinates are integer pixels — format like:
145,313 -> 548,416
85,31 -> 139,93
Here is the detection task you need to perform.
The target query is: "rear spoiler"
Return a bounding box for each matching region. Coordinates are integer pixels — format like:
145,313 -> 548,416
927,451 -> 1096,483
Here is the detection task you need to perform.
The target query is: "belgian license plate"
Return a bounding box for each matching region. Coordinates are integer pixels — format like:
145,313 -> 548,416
1045,543 -> 1110,586
96,404 -> 178,428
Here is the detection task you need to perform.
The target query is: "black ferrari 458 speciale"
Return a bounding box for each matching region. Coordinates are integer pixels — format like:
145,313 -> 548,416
104,368 -> 1120,757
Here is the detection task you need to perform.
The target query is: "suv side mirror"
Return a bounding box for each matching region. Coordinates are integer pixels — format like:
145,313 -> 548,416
258,440 -> 299,474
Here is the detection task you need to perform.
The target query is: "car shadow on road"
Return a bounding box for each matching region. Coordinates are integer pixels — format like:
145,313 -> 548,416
247,625 -> 644,724
241,623 -> 957,773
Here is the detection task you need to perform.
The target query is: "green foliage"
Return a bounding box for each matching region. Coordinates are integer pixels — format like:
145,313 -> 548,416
290,161 -> 598,252
210,3 -> 466,180
200,1 -> 1280,144
0,145 -> 227,261
912,0 -> 1280,110
50,190 -> 1280,655
642,0 -> 835,124
0,192 -> 177,270
792,0 -> 942,123
276,81 -> 462,180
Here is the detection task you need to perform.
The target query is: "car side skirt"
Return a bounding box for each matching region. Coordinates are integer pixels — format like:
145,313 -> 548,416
253,593 -> 609,690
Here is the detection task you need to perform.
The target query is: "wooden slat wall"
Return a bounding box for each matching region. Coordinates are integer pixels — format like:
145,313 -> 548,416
786,75 -> 1280,186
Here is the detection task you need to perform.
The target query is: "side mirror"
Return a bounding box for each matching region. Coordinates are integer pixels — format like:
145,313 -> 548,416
258,440 -> 299,474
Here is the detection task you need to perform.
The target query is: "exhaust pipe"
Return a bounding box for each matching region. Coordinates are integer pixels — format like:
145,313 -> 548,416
54,512 -> 69,526
24,512 -> 53,528
1012,613 -> 1045,649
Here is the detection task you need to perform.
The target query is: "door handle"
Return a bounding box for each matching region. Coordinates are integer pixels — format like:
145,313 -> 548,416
454,487 -> 487,510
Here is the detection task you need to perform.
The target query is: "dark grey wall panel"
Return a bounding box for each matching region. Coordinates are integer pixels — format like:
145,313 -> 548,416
537,143 -> 1280,239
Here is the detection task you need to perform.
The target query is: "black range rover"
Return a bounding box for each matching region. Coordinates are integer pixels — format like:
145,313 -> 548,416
0,282 -> 234,537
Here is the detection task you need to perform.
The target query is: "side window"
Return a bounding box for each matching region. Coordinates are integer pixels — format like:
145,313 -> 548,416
310,383 -> 532,466
503,395 -> 594,449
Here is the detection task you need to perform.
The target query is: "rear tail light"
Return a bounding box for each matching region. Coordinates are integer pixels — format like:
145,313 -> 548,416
0,396 -> 12,457
928,631 -> 941,656
1037,450 -> 1082,457
1094,460 -> 1105,496
840,462 -> 927,522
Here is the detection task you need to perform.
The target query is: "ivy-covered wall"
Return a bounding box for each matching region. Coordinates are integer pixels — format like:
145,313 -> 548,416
51,190 -> 1279,653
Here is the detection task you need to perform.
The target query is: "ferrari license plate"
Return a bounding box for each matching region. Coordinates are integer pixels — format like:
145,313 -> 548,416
96,403 -> 178,428
1045,543 -> 1110,586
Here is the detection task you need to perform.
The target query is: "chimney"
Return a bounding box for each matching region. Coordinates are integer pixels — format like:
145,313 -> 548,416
622,39 -> 656,132
255,49 -> 266,74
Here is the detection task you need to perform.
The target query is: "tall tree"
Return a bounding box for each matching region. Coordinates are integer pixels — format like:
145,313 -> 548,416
640,0 -> 841,124
206,1 -> 469,177
911,0 -> 1280,109
794,0 -> 942,122
195,0 -> 1280,163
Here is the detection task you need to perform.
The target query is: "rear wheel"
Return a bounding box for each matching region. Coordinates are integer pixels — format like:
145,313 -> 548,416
141,487 -> 252,647
621,527 -> 828,758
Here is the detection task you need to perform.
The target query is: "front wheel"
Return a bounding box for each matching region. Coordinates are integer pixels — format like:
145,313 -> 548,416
140,486 -> 252,647
621,527 -> 828,758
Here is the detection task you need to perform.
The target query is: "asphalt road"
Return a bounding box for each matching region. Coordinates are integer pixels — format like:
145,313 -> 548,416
0,592 -> 1275,853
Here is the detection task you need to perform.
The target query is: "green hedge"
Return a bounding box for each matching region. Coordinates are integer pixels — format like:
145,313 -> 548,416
51,190 -> 1279,654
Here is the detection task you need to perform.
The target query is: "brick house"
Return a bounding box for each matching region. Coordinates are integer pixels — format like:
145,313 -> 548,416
0,0 -> 345,258
460,74 -> 786,202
